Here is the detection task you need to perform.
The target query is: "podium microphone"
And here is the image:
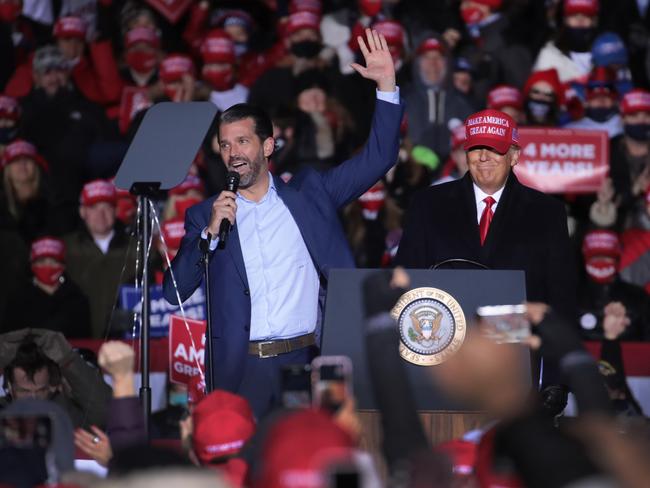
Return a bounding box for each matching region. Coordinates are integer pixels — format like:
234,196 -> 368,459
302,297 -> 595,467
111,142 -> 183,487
217,171 -> 240,249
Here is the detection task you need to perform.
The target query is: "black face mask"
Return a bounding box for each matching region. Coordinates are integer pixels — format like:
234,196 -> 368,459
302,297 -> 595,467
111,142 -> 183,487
586,106 -> 617,123
290,40 -> 322,59
565,26 -> 596,52
624,123 -> 650,141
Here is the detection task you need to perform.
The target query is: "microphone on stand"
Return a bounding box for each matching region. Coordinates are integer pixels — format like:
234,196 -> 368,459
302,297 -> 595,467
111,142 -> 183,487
217,171 -> 240,250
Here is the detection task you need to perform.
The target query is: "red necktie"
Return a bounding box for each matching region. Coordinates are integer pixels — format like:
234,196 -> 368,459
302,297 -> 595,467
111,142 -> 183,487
479,196 -> 495,246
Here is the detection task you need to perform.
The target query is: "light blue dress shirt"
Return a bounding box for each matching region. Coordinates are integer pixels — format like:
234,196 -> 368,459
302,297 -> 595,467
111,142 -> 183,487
202,88 -> 400,340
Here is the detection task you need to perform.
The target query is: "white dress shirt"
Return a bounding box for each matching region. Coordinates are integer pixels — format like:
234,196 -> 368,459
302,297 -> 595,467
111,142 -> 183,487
473,183 -> 505,224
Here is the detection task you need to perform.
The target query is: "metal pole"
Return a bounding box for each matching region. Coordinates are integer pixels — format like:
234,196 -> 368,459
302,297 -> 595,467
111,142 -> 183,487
203,253 -> 215,392
139,195 -> 151,439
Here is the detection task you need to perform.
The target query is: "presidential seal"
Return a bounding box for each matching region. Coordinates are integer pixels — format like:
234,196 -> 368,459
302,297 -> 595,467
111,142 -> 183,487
390,287 -> 466,366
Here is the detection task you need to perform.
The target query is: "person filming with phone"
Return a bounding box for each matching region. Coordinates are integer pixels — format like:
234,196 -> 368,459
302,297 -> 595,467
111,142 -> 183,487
164,28 -> 404,420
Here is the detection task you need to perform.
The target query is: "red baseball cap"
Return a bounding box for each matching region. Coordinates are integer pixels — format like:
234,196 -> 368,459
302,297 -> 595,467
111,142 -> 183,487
53,16 -> 87,39
582,230 -> 620,258
80,179 -> 117,207
160,54 -> 195,83
487,85 -> 523,111
0,95 -> 20,121
124,26 -> 161,49
621,89 -> 650,115
463,109 -> 519,154
30,236 -> 65,263
161,218 -> 186,250
192,390 -> 255,464
416,37 -> 445,56
372,20 -> 404,47
450,121 -> 466,149
253,409 -> 355,488
289,0 -> 322,15
1,139 -> 48,171
564,0 -> 599,16
285,11 -> 321,36
169,174 -> 205,196
200,29 -> 235,64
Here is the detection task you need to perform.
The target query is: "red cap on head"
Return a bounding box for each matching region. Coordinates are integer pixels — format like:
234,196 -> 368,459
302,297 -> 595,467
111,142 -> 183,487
463,109 -> 519,154
416,37 -> 445,56
582,230 -> 620,258
435,439 -> 478,476
161,218 -> 186,250
523,69 -> 563,104
53,16 -> 87,39
0,95 -> 20,121
621,89 -> 650,115
169,174 -> 205,196
2,139 -> 48,171
30,236 -> 65,263
289,0 -> 322,15
285,11 -> 321,36
124,26 -> 161,49
160,53 -> 195,82
372,20 -> 403,47
254,409 -> 355,487
564,0 -> 599,16
81,179 -> 117,207
586,66 -> 616,100
487,85 -> 523,110
201,29 -> 236,64
192,390 -> 255,464
450,121 -> 467,149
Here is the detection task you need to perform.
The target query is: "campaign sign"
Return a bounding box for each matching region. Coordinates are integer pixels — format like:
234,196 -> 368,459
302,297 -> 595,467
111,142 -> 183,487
145,0 -> 193,23
169,315 -> 205,384
513,128 -> 609,193
119,284 -> 205,338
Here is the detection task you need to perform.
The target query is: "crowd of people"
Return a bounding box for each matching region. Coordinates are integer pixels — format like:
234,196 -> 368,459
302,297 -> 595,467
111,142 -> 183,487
1,0 -> 650,486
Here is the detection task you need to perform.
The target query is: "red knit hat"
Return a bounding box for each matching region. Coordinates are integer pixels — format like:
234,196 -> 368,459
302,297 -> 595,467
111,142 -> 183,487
30,236 -> 65,263
160,53 -> 195,83
200,29 -> 235,64
523,69 -> 563,104
487,85 -> 523,110
1,139 -> 48,171
564,0 -> 599,16
53,16 -> 87,39
621,89 -> 650,115
80,179 -> 117,207
582,230 -> 621,259
464,109 -> 519,154
253,409 -> 355,488
192,390 -> 255,464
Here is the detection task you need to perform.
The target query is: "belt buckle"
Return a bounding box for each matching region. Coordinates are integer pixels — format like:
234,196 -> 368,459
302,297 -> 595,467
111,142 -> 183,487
257,341 -> 278,359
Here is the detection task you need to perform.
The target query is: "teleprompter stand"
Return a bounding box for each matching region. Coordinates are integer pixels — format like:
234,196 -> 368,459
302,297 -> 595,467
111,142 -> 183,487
115,102 -> 217,437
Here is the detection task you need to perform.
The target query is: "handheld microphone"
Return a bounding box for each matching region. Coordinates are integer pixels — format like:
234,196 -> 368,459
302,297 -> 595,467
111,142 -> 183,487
217,171 -> 240,249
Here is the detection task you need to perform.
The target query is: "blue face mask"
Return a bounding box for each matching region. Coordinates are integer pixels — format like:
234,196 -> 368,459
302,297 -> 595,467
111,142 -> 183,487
624,123 -> 650,141
0,127 -> 17,145
169,391 -> 188,407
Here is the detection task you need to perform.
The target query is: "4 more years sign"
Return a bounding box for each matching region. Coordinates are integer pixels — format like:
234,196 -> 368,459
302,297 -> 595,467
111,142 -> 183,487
513,128 -> 609,193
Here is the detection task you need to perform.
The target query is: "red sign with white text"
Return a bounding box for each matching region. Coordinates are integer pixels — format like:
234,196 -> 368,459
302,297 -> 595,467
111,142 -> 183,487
513,128 -> 609,193
169,314 -> 205,384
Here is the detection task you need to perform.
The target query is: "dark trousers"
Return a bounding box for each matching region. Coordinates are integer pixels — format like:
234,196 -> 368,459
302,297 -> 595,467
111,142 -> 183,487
237,345 -> 318,421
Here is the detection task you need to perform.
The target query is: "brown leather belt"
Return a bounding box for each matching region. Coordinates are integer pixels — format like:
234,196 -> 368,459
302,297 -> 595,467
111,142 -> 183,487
248,332 -> 316,358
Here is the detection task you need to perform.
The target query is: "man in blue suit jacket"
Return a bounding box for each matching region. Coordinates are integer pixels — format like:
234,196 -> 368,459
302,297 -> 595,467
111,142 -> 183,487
163,29 -> 404,418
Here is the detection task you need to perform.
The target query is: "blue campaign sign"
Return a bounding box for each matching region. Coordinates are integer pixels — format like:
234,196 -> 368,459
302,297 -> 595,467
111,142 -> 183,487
119,284 -> 206,338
